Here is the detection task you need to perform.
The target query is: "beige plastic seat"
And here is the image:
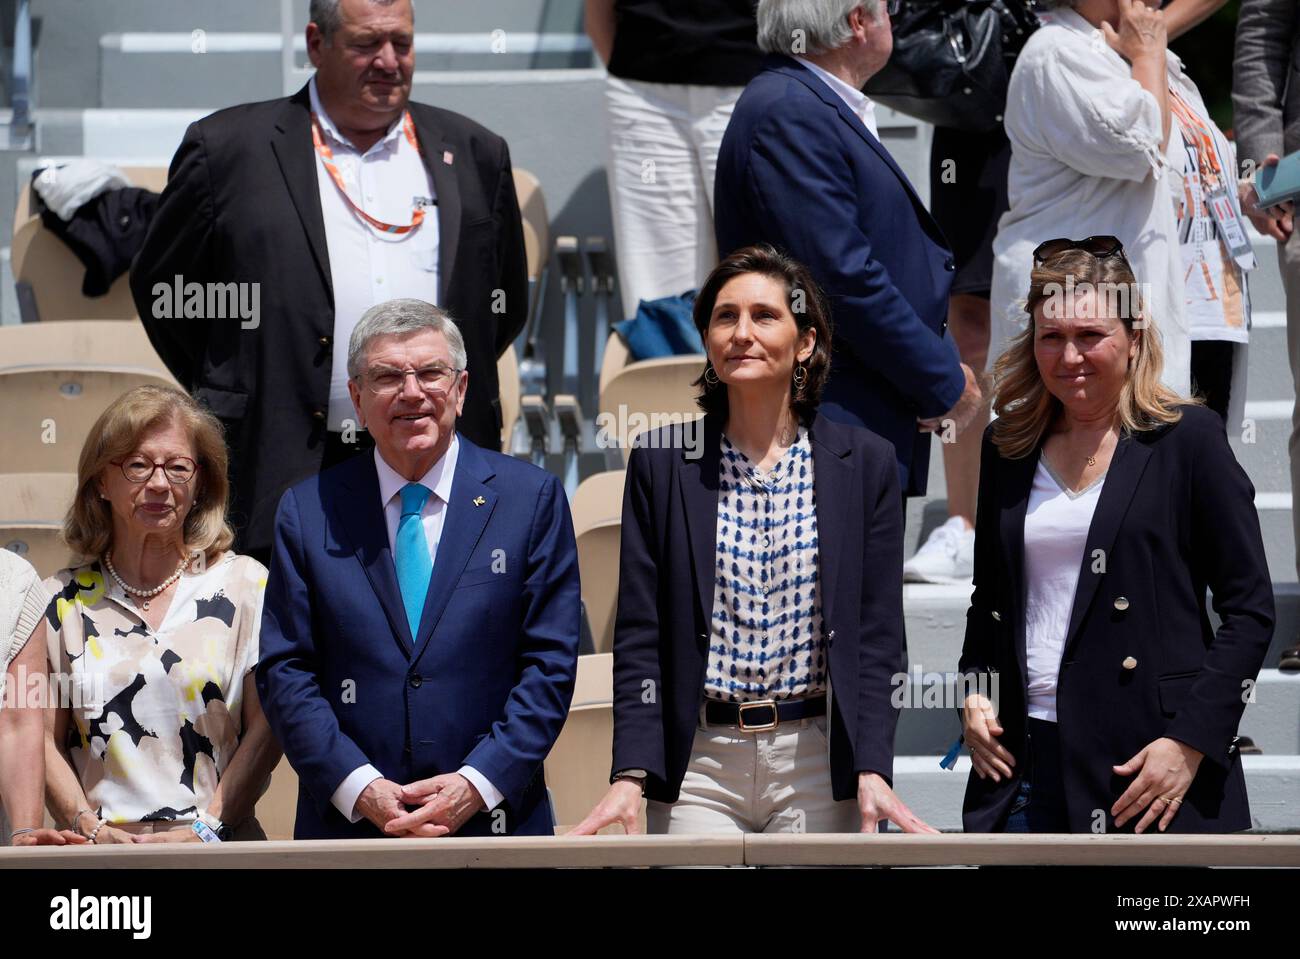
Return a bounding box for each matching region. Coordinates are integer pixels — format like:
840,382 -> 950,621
0,473 -> 78,578
12,166 -> 169,323
546,653 -> 645,834
598,331 -> 630,398
0,322 -> 178,474
598,353 -> 705,460
512,168 -> 549,269
497,342 -> 520,449
572,470 -> 626,654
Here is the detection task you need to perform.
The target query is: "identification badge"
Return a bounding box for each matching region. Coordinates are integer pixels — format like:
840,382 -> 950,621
1207,188 -> 1256,269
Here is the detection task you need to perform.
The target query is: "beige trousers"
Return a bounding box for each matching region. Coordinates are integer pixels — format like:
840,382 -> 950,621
647,710 -> 860,834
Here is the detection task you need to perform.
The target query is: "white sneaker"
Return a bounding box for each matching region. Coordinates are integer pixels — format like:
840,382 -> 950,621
903,516 -> 975,584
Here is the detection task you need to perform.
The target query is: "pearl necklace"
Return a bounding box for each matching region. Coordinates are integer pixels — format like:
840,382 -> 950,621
103,553 -> 188,610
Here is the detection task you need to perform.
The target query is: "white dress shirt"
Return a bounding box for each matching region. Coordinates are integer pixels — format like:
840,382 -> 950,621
1023,458 -> 1106,722
330,436 -> 507,823
308,77 -> 441,430
794,56 -> 881,141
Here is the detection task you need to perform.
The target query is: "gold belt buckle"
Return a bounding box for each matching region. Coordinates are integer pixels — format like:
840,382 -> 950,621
737,699 -> 779,732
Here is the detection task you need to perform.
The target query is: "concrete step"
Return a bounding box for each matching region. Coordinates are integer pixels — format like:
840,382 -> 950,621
894,668 -> 1300,756
1231,400 -> 1290,497
34,0 -> 583,109
899,581 -> 1300,675
1245,312 -> 1290,403
891,754 -> 1300,831
1249,233 -> 1287,314
100,33 -> 597,109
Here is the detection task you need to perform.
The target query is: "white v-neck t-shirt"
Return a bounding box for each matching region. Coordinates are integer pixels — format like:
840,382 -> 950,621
1023,458 -> 1105,722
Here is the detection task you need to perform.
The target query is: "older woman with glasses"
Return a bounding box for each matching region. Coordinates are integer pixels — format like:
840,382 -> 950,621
38,384 -> 281,844
959,238 -> 1273,833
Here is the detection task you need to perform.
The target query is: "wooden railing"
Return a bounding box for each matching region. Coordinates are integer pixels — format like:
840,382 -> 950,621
2,834 -> 1297,869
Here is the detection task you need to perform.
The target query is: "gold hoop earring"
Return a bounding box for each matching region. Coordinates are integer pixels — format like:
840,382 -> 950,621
704,365 -> 720,387
793,364 -> 808,390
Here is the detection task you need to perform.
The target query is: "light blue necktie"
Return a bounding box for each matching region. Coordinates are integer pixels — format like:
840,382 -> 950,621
396,482 -> 433,638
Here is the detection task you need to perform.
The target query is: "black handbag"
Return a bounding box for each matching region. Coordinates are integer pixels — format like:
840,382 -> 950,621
864,0 -> 1041,133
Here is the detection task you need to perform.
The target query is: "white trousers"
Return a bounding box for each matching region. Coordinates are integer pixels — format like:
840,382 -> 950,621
604,76 -> 743,321
647,711 -> 860,834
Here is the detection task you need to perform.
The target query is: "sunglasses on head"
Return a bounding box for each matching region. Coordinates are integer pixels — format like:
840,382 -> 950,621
1032,235 -> 1129,267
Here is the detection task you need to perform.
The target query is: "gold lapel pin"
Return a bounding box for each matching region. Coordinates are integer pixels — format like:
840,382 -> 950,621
473,495 -> 486,506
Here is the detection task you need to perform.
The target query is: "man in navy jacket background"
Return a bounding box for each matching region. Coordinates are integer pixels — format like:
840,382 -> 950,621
714,0 -> 982,497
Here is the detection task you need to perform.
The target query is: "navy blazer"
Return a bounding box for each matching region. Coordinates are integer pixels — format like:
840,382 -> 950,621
610,413 -> 905,803
959,406 -> 1275,833
714,54 -> 964,496
255,438 -> 581,838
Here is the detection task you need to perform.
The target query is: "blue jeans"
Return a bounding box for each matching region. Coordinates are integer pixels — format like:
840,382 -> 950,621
1002,718 -> 1070,833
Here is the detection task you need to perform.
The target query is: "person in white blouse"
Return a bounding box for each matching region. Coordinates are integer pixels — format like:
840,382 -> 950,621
0,550 -> 86,846
990,0 -> 1214,400
959,240 -> 1272,833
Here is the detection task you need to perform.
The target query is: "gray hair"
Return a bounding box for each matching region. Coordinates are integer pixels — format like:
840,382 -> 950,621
310,0 -> 411,43
756,0 -> 881,57
347,299 -> 468,379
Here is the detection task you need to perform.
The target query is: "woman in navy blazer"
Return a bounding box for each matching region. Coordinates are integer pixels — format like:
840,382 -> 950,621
573,245 -> 936,835
960,239 -> 1274,834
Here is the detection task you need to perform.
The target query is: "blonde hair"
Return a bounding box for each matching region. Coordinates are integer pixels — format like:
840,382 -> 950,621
990,249 -> 1188,458
64,384 -> 235,563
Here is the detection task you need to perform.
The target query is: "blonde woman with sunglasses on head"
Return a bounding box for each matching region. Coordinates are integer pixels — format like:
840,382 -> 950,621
959,239 -> 1273,833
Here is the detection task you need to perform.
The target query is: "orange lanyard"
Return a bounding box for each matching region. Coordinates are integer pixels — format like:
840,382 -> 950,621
1169,90 -> 1224,193
310,111 -> 426,235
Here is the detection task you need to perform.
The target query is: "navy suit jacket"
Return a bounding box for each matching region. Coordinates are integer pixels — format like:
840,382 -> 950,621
959,406 -> 1274,833
610,413 -> 905,804
714,55 -> 964,495
255,437 -> 580,838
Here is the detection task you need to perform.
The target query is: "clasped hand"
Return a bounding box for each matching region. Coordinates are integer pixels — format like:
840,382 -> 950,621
357,773 -> 485,838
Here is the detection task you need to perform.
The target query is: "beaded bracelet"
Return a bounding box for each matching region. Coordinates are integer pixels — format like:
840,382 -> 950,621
88,821 -> 106,844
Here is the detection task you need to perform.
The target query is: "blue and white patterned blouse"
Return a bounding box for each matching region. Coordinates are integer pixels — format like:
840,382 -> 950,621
704,427 -> 828,703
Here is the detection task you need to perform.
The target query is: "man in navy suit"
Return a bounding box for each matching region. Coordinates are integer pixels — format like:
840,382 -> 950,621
715,0 -> 983,497
256,299 -> 580,839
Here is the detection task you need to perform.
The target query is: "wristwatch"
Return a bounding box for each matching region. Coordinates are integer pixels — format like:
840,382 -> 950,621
612,768 -> 647,790
198,811 -> 233,841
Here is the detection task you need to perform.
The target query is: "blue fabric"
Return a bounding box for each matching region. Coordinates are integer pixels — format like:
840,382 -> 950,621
612,291 -> 702,360
255,437 -> 582,839
1002,719 -> 1069,833
396,482 -> 433,637
714,54 -> 965,497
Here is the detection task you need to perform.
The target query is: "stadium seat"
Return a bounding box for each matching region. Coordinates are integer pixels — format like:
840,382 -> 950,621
0,473 -> 78,578
572,470 -> 626,654
512,168 -> 550,266
598,352 -> 704,460
546,653 -> 645,834
497,340 -> 520,449
0,321 -> 177,474
598,331 -> 630,398
12,166 -> 169,323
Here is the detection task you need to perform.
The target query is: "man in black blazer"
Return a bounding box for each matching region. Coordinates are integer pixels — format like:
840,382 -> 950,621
130,0 -> 527,558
